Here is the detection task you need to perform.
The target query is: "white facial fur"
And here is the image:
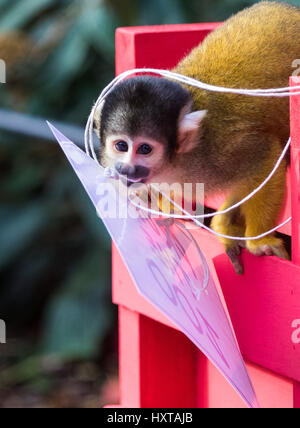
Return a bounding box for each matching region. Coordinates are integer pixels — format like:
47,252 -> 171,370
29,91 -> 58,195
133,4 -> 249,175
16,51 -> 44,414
100,108 -> 207,186
104,134 -> 166,180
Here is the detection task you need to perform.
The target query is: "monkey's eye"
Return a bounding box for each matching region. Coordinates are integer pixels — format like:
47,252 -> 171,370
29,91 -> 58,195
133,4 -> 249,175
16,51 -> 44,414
137,144 -> 152,155
115,141 -> 129,152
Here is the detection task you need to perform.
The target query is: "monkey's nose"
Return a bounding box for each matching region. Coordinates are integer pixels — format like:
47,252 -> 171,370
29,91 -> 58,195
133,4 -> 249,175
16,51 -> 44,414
115,162 -> 136,177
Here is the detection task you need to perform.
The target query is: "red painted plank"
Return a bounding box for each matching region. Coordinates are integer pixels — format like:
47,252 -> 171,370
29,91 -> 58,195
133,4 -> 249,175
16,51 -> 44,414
290,77 -> 300,263
213,251 -> 300,383
113,22 -> 298,408
290,76 -> 300,408
205,360 -> 293,408
118,307 -> 141,408
115,223 -> 300,383
139,313 -> 198,408
118,306 -> 199,408
115,24 -> 220,410
116,23 -> 221,75
294,381 -> 300,408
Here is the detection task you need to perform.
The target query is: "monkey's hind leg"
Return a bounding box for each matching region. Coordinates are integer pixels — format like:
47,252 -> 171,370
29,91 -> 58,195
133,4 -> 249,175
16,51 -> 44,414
241,143 -> 289,264
211,194 -> 246,275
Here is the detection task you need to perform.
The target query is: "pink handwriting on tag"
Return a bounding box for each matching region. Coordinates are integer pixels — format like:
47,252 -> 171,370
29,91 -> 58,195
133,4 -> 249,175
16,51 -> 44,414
48,123 -> 259,408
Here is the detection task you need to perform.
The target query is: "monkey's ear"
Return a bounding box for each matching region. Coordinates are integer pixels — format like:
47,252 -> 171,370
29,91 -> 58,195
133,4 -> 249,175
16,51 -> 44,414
177,110 -> 207,153
93,100 -> 105,138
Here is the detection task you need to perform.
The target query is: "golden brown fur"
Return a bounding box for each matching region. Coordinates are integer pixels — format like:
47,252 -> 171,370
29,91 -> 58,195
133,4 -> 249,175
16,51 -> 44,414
172,1 -> 300,272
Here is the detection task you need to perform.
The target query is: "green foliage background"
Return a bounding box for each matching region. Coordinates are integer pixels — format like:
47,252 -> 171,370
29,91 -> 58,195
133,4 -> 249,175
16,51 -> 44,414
0,0 -> 299,403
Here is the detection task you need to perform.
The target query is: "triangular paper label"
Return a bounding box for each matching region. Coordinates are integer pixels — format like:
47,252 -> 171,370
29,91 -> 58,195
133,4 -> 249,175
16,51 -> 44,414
48,123 -> 259,408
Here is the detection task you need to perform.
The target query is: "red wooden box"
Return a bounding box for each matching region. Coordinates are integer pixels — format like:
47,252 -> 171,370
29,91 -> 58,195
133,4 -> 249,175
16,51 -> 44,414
110,23 -> 300,408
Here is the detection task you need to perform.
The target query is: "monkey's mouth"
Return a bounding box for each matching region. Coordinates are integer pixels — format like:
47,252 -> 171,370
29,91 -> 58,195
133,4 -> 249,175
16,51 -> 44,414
128,178 -> 147,187
120,176 -> 147,187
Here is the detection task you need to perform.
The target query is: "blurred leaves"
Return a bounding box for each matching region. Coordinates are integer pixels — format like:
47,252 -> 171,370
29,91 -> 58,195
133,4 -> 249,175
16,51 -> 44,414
0,0 -> 56,31
0,202 -> 49,270
137,0 -> 184,25
40,250 -> 112,360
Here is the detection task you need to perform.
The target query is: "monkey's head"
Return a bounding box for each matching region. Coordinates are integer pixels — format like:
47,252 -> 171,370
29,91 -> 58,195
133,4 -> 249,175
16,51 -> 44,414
94,76 -> 206,186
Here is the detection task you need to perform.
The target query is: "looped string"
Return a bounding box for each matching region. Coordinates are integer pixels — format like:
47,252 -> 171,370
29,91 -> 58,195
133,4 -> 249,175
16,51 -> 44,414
85,68 -> 295,240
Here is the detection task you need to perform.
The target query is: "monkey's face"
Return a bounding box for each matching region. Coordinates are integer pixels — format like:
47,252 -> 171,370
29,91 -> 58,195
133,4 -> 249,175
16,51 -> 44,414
94,76 -> 207,187
102,133 -> 167,186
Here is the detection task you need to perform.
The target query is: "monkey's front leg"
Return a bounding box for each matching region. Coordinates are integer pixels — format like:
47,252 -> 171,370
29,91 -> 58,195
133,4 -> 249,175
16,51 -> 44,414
241,153 -> 289,263
211,194 -> 246,275
213,147 -> 289,274
212,137 -> 290,273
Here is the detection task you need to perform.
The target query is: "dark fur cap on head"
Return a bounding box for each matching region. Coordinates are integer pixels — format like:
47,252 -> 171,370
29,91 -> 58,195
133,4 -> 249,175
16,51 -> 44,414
99,76 -> 192,157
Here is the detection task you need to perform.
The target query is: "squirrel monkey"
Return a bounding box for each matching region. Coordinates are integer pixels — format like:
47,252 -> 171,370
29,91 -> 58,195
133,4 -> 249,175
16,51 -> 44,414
94,1 -> 299,274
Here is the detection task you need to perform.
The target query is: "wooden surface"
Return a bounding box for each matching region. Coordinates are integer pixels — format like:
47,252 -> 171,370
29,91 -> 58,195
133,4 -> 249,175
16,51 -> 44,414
115,23 -> 221,75
119,307 -> 199,408
213,251 -> 300,383
111,23 -> 299,409
290,76 -> 300,407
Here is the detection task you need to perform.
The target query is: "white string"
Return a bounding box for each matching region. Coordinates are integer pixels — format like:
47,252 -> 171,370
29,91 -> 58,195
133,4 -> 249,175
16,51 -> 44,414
146,187 -> 292,241
85,68 -> 294,240
85,68 -> 300,162
128,137 -> 291,220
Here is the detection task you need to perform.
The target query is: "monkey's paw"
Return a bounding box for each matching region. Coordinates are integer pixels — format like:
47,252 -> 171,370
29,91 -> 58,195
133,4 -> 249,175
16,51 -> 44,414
158,194 -> 183,215
246,236 -> 290,261
225,242 -> 245,276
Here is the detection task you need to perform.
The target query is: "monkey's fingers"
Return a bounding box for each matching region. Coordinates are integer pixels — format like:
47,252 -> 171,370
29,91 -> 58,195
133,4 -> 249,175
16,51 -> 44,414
254,243 -> 290,260
270,245 -> 290,261
226,245 -> 244,275
247,237 -> 290,261
158,194 -> 183,216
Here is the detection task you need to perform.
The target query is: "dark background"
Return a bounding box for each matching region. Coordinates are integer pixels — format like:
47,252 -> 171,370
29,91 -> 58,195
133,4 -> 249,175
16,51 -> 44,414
0,0 -> 298,408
